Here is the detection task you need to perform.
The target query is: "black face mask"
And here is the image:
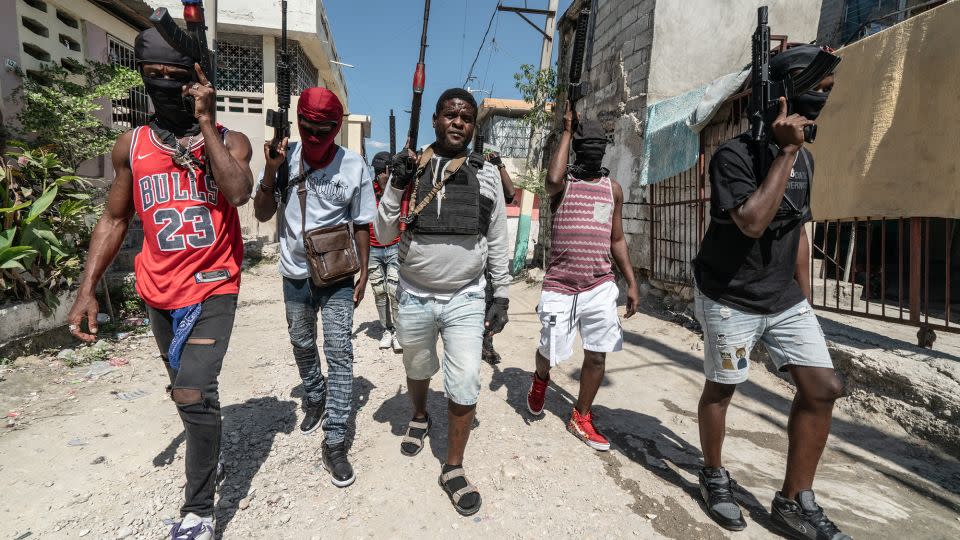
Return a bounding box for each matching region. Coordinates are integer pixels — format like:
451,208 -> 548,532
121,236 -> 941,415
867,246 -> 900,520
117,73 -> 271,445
571,137 -> 607,178
792,90 -> 829,121
144,76 -> 199,137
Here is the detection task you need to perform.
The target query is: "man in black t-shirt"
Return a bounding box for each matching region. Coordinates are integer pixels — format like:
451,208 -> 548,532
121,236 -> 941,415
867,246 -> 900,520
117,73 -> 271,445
691,45 -> 851,540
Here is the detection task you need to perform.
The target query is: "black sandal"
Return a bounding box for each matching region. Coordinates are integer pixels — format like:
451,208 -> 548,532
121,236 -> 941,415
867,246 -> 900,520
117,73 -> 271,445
400,414 -> 431,456
438,465 -> 482,516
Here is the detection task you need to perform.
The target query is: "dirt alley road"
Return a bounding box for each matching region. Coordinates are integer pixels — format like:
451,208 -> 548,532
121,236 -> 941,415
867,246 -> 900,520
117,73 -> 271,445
2,262 -> 959,539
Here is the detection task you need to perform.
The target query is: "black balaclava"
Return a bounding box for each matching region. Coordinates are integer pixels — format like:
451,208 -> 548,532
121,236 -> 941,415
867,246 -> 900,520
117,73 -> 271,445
769,44 -> 834,121
570,119 -> 608,179
135,28 -> 200,137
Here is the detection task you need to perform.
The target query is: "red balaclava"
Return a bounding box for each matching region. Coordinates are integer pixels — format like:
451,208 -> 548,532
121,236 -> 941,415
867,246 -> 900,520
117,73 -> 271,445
298,87 -> 344,169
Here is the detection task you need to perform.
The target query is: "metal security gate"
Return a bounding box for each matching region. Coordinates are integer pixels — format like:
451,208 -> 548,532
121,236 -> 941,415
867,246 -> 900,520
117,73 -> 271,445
810,217 -> 959,338
648,93 -> 750,285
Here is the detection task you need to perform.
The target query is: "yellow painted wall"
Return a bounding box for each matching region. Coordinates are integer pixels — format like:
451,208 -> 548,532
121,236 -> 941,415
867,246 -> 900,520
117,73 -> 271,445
812,0 -> 960,220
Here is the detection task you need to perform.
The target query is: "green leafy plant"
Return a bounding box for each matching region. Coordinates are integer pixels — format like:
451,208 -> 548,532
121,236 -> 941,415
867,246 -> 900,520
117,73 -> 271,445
13,62 -> 141,170
0,149 -> 100,311
513,64 -> 559,134
513,64 -> 559,193
513,168 -> 548,197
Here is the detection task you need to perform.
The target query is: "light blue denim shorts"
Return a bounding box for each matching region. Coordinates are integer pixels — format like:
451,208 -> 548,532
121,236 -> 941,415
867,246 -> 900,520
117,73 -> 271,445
693,289 -> 833,385
395,288 -> 486,405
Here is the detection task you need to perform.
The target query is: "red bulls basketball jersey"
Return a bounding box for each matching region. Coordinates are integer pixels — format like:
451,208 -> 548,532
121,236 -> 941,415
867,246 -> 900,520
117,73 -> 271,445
129,125 -> 243,310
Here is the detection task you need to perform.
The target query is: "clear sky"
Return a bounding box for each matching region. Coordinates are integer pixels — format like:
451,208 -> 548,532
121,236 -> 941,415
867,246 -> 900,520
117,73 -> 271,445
323,0 -> 572,160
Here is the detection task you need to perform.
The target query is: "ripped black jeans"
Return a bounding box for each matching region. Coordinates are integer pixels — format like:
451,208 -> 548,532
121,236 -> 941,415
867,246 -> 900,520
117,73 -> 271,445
149,294 -> 237,517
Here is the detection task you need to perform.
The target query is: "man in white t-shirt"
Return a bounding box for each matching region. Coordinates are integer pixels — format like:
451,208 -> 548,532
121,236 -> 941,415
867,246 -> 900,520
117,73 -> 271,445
253,87 -> 376,488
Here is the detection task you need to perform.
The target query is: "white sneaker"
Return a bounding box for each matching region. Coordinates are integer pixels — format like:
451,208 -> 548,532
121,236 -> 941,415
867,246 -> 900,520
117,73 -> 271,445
379,330 -> 393,349
170,513 -> 214,540
392,334 -> 402,353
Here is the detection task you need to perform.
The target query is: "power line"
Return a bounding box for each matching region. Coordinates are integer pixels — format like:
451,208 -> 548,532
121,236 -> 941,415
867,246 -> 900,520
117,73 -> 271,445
462,1 -> 501,87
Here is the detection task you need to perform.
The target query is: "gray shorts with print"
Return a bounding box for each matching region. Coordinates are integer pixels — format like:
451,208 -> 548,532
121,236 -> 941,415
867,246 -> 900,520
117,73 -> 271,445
693,290 -> 833,385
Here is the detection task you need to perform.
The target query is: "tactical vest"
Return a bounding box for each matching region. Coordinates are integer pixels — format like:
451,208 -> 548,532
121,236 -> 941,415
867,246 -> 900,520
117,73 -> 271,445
410,152 -> 494,236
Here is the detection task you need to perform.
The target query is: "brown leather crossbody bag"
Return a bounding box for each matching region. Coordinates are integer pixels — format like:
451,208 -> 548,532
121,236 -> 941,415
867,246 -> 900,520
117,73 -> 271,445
297,180 -> 360,287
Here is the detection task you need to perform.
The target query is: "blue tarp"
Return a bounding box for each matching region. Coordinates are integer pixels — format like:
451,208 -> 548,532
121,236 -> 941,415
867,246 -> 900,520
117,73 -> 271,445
639,70 -> 749,186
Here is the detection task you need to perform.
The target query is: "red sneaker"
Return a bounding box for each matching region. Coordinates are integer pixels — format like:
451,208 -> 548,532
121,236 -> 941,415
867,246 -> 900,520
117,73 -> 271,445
567,409 -> 610,451
526,373 -> 548,416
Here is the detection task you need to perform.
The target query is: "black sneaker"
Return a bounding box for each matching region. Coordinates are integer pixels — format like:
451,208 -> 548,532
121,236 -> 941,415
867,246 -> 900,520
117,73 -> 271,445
300,404 -> 327,435
321,441 -> 355,488
698,467 -> 747,531
771,490 -> 852,540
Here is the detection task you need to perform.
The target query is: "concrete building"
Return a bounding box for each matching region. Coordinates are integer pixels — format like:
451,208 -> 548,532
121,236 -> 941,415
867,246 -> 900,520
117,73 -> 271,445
476,97 -> 539,262
817,0 -> 947,47
550,0 -> 822,278
1,0 -> 367,244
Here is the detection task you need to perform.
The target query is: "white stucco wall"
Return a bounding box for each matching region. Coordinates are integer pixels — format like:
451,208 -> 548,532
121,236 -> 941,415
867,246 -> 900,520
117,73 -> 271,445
647,0 -> 823,102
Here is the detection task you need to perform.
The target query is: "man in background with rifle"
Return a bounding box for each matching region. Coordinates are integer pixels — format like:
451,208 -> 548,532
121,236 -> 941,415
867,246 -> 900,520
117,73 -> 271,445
254,1 -> 376,489
691,7 -> 850,539
66,1 -> 255,536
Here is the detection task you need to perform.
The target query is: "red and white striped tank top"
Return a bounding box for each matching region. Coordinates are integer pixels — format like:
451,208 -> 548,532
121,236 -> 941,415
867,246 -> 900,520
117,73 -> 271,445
129,125 -> 243,310
542,176 -> 616,294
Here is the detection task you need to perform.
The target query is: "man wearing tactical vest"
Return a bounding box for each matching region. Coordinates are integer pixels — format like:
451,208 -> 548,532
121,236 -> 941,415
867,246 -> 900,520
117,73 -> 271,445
376,88 -> 510,516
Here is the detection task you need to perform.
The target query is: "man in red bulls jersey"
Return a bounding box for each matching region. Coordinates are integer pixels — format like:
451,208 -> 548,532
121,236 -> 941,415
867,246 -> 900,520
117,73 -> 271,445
66,28 -> 253,540
526,107 -> 639,452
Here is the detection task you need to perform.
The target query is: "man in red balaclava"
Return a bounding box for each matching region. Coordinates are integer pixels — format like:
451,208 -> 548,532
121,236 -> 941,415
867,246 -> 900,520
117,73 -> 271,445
254,87 -> 377,488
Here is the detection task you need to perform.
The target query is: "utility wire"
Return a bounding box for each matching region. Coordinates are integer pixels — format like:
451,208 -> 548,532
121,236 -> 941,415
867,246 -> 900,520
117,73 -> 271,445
462,1 -> 501,87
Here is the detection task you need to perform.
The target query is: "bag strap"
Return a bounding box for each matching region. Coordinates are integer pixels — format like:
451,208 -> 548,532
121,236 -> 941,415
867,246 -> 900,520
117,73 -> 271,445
298,178 -> 308,237
798,148 -> 813,215
407,149 -> 468,220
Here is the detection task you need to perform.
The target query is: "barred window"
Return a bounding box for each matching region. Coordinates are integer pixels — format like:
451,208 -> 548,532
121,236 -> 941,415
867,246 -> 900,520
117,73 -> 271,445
108,36 -> 150,129
218,33 -> 263,93
277,39 -> 319,95
484,116 -> 531,159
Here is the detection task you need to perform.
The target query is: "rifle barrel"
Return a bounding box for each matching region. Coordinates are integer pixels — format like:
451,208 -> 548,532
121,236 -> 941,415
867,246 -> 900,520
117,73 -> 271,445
407,0 -> 431,150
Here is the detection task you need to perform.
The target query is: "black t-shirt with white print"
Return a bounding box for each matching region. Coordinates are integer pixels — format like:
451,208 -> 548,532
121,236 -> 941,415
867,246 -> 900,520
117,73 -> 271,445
693,133 -> 813,314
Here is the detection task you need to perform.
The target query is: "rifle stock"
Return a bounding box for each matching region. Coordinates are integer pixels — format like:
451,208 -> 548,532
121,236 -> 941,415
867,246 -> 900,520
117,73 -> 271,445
149,1 -> 214,85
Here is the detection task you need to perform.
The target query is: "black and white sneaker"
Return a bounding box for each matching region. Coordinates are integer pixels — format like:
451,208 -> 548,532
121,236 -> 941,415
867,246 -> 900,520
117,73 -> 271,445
321,441 -> 355,488
771,490 -> 852,540
698,467 -> 747,531
300,406 -> 328,435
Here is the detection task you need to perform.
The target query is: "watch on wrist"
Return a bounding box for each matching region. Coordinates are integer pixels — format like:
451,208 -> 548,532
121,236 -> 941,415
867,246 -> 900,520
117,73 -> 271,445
259,182 -> 275,193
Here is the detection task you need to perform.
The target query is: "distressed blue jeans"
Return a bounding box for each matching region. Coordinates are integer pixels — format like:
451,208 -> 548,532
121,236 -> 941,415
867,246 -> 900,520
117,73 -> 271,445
368,244 -> 400,331
283,277 -> 355,444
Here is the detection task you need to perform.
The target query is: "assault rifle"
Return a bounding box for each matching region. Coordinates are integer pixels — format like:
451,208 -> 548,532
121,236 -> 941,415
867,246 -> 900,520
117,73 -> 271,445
400,0 -> 431,231
266,0 -> 292,199
749,5 -> 840,153
567,0 -> 597,110
149,0 -> 215,87
389,109 -> 397,155
475,134 -> 485,155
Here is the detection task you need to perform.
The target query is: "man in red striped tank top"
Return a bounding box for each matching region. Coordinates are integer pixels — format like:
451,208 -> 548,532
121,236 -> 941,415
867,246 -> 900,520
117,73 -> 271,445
66,29 -> 253,539
526,107 -> 639,451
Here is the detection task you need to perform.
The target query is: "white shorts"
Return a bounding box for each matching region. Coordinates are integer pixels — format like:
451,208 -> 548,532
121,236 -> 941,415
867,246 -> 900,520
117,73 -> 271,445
537,280 -> 623,366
